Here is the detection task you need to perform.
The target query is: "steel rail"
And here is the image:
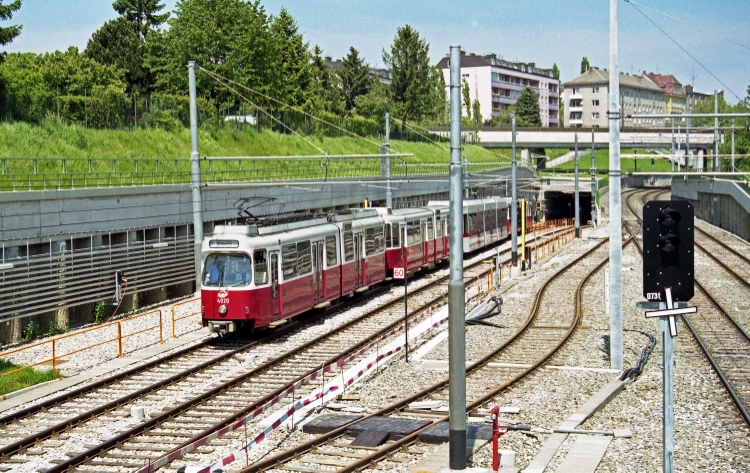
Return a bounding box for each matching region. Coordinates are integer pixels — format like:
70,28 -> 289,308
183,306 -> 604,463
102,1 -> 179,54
630,235 -> 750,429
626,191 -> 750,429
45,229 -> 567,472
238,236 -> 613,472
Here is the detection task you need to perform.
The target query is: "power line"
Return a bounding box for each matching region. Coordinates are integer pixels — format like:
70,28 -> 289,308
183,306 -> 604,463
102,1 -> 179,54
626,0 -> 742,102
196,66 -> 386,152
198,68 -> 327,155
626,0 -> 750,52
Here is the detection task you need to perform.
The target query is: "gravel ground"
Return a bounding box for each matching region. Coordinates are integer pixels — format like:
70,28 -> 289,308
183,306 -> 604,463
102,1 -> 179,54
0,294 -> 204,374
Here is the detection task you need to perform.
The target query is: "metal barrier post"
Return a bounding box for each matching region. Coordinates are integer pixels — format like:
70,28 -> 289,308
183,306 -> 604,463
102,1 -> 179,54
159,310 -> 164,343
172,305 -> 177,338
117,322 -> 123,357
52,340 -> 56,371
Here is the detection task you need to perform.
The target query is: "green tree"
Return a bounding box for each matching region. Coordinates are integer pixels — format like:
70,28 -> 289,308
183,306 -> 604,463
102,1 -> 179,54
462,77 -> 471,121
484,105 -> 515,127
354,78 -> 392,121
580,57 -> 590,74
383,24 -> 434,123
471,98 -> 482,126
552,63 -> 560,80
307,45 -> 342,114
112,0 -> 169,39
0,0 -> 21,60
426,66 -> 447,123
85,17 -> 148,93
269,8 -> 311,108
146,0 -> 279,117
40,47 -> 125,95
516,87 -> 541,127
338,46 -> 370,112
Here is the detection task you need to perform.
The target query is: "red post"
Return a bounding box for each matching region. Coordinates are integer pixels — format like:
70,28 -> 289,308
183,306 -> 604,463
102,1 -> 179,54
490,406 -> 508,471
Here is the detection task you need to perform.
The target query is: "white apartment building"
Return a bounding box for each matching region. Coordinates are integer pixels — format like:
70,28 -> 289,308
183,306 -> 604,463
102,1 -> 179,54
563,67 -> 665,128
437,53 -> 560,127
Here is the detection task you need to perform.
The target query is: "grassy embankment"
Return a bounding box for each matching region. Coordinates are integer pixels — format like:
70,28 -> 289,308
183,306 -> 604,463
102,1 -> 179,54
0,359 -> 58,395
0,120 -> 510,190
546,148 -> 673,172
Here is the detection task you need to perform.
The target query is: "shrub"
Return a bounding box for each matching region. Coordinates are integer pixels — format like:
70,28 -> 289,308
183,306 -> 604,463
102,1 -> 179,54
23,321 -> 39,341
93,301 -> 106,324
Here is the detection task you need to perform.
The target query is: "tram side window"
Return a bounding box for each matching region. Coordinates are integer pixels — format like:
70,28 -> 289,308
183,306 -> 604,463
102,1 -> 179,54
406,221 -> 415,245
297,240 -> 312,275
374,226 -> 385,252
344,232 -> 354,262
326,235 -> 338,267
254,250 -> 268,285
385,224 -> 392,248
427,222 -> 434,240
282,244 -> 297,279
365,227 -> 376,255
393,224 -> 400,247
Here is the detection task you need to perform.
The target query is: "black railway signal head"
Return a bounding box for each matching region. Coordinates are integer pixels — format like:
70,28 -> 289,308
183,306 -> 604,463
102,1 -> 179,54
642,200 -> 694,302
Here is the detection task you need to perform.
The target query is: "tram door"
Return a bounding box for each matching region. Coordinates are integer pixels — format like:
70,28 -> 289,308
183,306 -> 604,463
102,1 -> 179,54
311,241 -> 324,304
269,252 -> 280,320
353,232 -> 363,288
422,221 -> 429,266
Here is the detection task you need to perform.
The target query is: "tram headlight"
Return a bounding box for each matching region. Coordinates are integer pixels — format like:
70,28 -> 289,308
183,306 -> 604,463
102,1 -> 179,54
218,304 -> 228,315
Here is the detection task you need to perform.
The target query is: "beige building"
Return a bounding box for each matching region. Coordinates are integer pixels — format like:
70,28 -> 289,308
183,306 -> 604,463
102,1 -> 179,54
563,67 -> 665,128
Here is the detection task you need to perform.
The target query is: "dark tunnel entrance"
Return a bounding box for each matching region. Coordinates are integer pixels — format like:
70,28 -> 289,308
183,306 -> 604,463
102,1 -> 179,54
544,191 -> 593,224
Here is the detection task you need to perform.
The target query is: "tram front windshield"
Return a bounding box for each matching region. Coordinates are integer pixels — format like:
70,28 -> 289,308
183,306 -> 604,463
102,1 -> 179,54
202,253 -> 252,287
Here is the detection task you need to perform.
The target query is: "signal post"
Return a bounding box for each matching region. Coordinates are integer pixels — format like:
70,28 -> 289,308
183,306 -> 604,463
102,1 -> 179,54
639,200 -> 696,473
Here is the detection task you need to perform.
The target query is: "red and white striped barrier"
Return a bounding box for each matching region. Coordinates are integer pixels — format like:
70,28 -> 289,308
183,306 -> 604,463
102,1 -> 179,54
134,296 -> 465,473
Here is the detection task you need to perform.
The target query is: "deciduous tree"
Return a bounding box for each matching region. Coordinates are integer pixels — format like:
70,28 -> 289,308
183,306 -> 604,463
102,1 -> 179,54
552,63 -> 560,80
146,0 -> 279,115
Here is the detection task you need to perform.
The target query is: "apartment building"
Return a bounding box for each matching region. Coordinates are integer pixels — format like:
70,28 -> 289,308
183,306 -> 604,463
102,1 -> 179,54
563,67 -> 665,128
643,72 -> 687,125
436,53 -> 560,127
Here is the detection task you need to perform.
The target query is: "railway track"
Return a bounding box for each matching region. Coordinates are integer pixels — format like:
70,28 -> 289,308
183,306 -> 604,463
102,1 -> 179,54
10,228 -> 570,472
625,188 -> 750,430
234,237 -> 614,473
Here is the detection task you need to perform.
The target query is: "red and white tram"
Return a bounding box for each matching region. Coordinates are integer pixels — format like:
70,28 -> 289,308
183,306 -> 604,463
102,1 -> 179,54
201,197 -> 510,334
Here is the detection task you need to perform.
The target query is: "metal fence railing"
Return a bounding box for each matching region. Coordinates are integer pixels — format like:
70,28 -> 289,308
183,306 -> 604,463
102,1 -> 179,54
0,158 -> 513,191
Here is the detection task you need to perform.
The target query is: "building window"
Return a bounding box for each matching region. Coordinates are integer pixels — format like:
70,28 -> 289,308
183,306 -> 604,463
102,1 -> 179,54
593,87 -> 600,93
592,100 -> 600,107
592,112 -> 600,119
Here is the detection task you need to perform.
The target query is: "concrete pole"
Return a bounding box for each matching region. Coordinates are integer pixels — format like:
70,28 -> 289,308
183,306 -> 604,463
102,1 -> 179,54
188,61 -> 204,288
731,119 -> 735,172
385,113 -> 392,209
591,128 -> 597,227
575,133 -> 581,238
511,117 -> 518,265
714,90 -> 720,171
671,121 -> 675,172
608,0 -> 624,370
686,100 -> 691,169
447,45 -> 467,471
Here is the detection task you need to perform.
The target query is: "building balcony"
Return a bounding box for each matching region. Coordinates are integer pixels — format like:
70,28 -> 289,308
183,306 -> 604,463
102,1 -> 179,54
570,93 -> 583,100
492,95 -> 516,105
569,105 -> 583,112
